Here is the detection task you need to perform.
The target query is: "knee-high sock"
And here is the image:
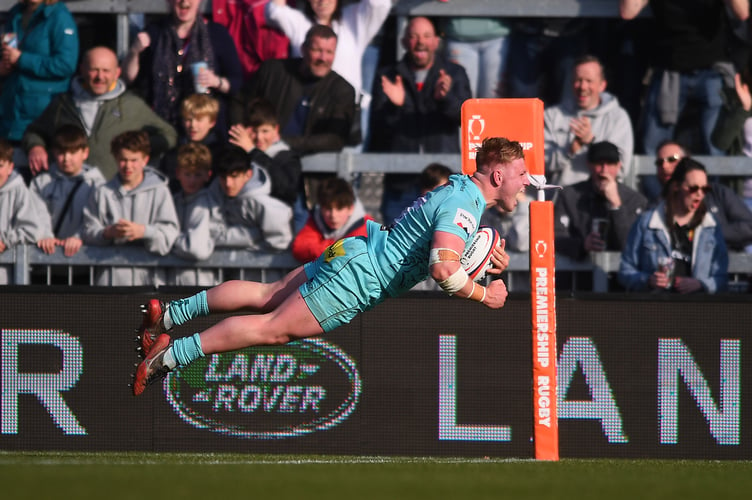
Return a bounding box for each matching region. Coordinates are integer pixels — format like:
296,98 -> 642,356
171,333 -> 205,367
166,290 -> 209,328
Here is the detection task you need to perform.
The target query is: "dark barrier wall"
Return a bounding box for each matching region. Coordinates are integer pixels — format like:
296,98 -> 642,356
1,289 -> 750,459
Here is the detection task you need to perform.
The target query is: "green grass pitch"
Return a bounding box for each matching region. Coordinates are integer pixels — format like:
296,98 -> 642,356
1,452 -> 751,500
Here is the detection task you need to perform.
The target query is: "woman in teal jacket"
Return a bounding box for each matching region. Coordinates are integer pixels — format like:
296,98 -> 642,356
0,0 -> 78,142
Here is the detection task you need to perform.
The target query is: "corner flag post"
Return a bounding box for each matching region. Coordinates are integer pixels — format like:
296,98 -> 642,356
461,99 -> 559,460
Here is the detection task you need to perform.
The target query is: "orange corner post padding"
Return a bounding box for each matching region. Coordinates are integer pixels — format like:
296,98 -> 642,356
460,98 -> 544,177
529,200 -> 559,461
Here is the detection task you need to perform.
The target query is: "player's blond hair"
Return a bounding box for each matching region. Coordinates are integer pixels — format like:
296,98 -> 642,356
475,137 -> 524,173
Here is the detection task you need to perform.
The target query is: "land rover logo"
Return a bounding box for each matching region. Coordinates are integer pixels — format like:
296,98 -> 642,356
164,339 -> 361,439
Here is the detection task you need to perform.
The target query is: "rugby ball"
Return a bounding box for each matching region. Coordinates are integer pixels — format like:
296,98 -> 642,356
461,226 -> 500,282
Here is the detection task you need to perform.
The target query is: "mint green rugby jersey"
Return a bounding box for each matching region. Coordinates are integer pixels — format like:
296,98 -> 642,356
366,174 -> 486,296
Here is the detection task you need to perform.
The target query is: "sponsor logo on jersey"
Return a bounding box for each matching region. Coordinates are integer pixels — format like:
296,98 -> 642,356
453,208 -> 477,235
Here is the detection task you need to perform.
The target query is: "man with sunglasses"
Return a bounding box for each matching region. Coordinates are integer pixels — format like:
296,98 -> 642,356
642,140 -> 752,251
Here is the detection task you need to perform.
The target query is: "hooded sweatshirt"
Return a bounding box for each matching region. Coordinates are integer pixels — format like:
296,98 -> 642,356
0,170 -> 52,283
291,198 -> 371,263
208,164 -> 293,251
31,163 -> 106,239
71,77 -> 127,136
22,78 -> 177,180
168,187 -> 221,286
81,167 -> 179,285
544,91 -> 634,187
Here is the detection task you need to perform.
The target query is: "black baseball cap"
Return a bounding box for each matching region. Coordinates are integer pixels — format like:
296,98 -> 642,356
587,141 -> 621,164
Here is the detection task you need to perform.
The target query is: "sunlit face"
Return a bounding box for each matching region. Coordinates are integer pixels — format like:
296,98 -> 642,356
572,61 -> 606,111
303,35 -> 337,78
82,48 -> 121,96
55,147 -> 89,176
588,160 -> 621,193
253,123 -> 280,152
176,166 -> 210,195
495,158 -> 530,212
218,169 -> 252,198
182,114 -> 216,142
0,159 -> 13,188
320,203 -> 353,230
403,17 -> 440,70
115,148 -> 148,189
655,143 -> 684,185
676,170 -> 709,214
308,0 -> 337,23
168,0 -> 201,24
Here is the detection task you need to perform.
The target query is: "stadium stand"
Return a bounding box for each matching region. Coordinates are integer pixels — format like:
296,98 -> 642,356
1,1 -> 750,291
0,0 -> 632,56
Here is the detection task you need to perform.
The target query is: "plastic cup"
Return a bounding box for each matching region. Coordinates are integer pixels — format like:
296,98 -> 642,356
190,61 -> 208,93
657,256 -> 675,289
591,217 -> 609,240
2,32 -> 17,49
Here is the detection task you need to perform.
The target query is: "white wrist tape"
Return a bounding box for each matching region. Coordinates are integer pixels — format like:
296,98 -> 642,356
437,267 -> 469,295
429,247 -> 461,266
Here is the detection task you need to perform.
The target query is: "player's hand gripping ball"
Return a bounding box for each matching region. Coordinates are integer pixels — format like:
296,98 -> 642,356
461,226 -> 501,282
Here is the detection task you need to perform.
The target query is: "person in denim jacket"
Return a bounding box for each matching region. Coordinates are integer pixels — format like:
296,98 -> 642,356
619,157 -> 728,293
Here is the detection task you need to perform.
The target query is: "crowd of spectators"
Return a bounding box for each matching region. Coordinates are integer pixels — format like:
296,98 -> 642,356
2,0 -> 752,293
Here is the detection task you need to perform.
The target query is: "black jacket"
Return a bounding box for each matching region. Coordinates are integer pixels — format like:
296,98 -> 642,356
369,55 -> 471,153
230,58 -> 356,155
705,182 -> 752,251
554,180 -> 648,260
247,147 -> 302,207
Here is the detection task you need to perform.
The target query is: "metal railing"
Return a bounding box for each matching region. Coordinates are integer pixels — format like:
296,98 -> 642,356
4,244 -> 751,292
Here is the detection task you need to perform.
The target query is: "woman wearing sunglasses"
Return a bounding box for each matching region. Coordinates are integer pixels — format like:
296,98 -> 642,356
619,157 -> 728,293
642,140 -> 752,251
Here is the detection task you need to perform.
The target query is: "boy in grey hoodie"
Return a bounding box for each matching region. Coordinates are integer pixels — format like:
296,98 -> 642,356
169,142 -> 220,286
208,145 -> 293,252
82,130 -> 179,286
32,124 -> 106,257
0,139 -> 51,284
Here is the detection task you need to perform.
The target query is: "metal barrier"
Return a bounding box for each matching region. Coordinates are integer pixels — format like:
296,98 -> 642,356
2,245 -> 299,287
4,244 -> 750,292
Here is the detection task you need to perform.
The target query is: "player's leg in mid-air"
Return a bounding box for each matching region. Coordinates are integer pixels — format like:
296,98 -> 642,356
133,286 -> 325,395
132,236 -> 384,396
136,266 -> 309,355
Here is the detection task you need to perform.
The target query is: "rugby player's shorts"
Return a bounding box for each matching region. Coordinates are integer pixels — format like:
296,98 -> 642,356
300,236 -> 387,332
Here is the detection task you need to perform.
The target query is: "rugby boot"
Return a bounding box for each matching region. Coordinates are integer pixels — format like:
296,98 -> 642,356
132,334 -> 173,396
135,299 -> 170,357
